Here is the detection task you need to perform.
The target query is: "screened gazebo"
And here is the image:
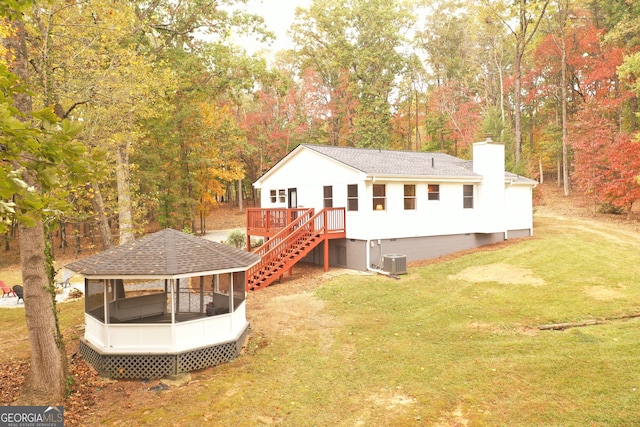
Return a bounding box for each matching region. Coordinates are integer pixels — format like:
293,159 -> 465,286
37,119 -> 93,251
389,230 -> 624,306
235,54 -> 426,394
66,228 -> 260,379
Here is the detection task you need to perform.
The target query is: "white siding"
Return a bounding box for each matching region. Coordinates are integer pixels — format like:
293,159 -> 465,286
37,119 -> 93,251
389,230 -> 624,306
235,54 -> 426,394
473,141 -> 506,233
505,185 -> 534,235
257,148 -> 363,210
254,144 -> 534,242
84,306 -> 248,354
346,181 -> 480,240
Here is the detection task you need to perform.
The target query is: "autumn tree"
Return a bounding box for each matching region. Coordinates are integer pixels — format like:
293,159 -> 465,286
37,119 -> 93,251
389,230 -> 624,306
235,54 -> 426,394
425,81 -> 483,158
1,2 -> 95,403
569,100 -> 614,212
545,0 -> 573,195
291,1 -> 358,147
483,0 -> 551,164
417,1 -> 479,87
292,0 -> 414,148
20,0 -> 176,246
601,132 -> 640,219
472,3 -> 513,138
391,55 -> 427,151
240,60 -> 326,182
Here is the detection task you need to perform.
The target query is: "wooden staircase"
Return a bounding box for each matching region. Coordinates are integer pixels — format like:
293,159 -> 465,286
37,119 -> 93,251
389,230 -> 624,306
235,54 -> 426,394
246,208 -> 345,291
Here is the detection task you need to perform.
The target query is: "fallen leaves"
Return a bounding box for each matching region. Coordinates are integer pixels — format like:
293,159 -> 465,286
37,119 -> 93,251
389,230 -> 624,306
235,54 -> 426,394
0,348 -> 108,426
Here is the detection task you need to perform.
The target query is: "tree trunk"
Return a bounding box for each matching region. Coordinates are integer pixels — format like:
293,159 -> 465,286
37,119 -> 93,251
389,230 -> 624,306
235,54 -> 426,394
495,48 -> 506,128
4,19 -> 67,404
559,1 -> 570,196
539,157 -> 544,184
200,205 -> 206,236
415,88 -> 421,151
238,179 -> 244,213
59,220 -> 66,254
116,142 -> 135,244
407,86 -> 411,150
514,49 -> 523,163
557,158 -> 562,187
91,181 -> 113,249
18,222 -> 67,404
561,41 -> 570,196
512,0 -> 551,163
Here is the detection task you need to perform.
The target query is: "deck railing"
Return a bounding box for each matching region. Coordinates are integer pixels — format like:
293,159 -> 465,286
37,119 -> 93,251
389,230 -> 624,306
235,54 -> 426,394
320,207 -> 346,235
246,208 -> 309,235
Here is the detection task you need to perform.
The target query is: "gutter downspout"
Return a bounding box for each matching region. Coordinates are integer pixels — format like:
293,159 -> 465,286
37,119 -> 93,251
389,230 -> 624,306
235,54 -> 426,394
365,178 -> 399,278
366,239 -> 399,278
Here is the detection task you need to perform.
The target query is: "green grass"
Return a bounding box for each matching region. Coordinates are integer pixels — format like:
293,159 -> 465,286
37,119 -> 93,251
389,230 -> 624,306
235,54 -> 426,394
3,214 -> 640,425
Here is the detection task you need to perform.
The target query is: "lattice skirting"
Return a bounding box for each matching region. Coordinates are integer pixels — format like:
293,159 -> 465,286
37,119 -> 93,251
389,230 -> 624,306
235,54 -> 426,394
79,324 -> 250,379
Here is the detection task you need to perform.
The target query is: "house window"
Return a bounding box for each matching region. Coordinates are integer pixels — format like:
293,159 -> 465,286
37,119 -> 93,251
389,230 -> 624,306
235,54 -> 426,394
270,189 -> 286,204
463,184 -> 474,209
347,184 -> 358,211
324,186 -> 333,208
428,184 -> 440,201
373,184 -> 386,211
404,185 -> 416,210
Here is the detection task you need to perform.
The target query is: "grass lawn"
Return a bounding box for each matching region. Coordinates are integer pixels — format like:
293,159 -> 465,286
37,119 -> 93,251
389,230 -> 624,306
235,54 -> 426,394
2,213 -> 640,426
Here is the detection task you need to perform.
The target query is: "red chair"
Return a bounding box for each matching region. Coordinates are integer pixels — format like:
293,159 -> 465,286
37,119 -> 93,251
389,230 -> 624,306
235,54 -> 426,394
1,280 -> 16,297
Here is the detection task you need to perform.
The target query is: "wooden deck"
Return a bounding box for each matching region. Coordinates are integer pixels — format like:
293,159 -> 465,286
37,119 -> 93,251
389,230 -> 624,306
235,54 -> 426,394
246,207 -> 346,240
245,208 -> 346,290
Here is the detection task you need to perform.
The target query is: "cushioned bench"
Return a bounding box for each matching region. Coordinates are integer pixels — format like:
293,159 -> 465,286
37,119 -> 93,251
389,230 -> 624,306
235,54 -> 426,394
109,293 -> 166,322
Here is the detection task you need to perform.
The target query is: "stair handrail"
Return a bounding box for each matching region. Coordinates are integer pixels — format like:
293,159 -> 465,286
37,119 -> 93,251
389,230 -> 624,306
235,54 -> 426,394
254,209 -> 327,262
247,209 -> 328,289
252,208 -> 315,257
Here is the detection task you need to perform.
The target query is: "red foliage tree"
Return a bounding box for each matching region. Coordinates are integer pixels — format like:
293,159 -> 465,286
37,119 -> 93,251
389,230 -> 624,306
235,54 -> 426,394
570,98 -> 640,217
426,81 -> 482,158
528,11 -> 628,103
601,132 -> 640,218
569,99 -> 616,213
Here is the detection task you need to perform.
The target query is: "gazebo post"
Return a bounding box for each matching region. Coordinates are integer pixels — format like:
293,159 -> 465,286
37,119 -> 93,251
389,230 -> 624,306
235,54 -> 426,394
229,273 -> 234,314
103,279 -> 109,325
170,278 -> 176,324
199,276 -> 204,314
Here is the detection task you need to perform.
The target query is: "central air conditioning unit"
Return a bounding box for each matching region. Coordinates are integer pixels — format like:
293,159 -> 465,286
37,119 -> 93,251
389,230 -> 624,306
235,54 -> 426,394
382,254 -> 407,275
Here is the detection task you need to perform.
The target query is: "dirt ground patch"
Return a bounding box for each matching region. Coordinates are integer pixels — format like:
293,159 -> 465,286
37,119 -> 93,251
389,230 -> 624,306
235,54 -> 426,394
449,263 -> 545,287
583,285 -> 626,301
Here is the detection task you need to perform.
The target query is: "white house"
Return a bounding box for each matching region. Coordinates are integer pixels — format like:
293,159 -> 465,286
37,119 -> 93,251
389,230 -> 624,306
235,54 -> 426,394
246,138 -> 536,286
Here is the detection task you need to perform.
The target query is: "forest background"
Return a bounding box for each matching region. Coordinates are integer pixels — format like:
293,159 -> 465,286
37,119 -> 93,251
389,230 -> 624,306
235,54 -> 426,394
3,0 -> 640,246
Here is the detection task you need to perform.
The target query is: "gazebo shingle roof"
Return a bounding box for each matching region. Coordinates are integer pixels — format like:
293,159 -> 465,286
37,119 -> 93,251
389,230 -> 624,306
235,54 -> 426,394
66,228 -> 260,277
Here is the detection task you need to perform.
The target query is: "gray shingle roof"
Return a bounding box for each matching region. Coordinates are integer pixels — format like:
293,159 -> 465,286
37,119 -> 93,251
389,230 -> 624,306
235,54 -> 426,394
66,228 -> 260,277
303,144 -> 480,177
505,171 -> 538,185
